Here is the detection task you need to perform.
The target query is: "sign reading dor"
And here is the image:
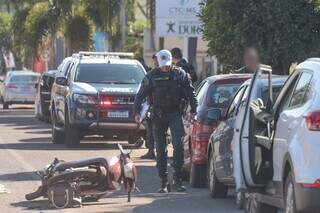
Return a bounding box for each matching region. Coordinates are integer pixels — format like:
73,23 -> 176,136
156,0 -> 203,37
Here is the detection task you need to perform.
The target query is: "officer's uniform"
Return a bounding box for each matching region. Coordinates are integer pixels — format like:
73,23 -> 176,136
134,65 -> 197,187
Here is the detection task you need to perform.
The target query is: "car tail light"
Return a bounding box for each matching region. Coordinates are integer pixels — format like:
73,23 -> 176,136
192,122 -> 215,143
305,111 -> 320,131
6,83 -> 17,89
302,179 -> 320,188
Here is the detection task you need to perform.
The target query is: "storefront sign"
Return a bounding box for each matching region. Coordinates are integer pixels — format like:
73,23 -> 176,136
156,0 -> 203,37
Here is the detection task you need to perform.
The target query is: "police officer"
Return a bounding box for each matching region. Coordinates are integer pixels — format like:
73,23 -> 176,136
134,50 -> 198,193
171,47 -> 198,83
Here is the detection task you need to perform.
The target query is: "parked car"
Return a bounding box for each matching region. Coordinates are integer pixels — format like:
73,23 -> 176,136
51,52 -> 146,148
207,71 -> 287,208
0,71 -> 40,109
183,74 -> 252,187
35,70 -> 57,122
233,59 -> 320,213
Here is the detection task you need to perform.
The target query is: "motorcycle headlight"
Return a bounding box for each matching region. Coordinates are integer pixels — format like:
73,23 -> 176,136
73,94 -> 97,105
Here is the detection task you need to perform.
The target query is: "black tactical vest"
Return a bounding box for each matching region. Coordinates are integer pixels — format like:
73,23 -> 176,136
151,68 -> 182,113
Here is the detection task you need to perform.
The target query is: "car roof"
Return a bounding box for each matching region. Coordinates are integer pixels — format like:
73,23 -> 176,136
243,75 -> 288,86
206,73 -> 253,84
297,58 -> 320,72
7,71 -> 40,76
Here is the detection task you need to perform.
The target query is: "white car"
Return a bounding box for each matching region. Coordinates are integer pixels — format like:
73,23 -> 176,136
0,71 -> 40,109
231,59 -> 320,212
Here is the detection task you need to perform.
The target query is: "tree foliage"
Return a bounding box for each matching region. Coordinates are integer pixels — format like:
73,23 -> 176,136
11,0 -> 136,59
0,12 -> 12,51
200,0 -> 320,74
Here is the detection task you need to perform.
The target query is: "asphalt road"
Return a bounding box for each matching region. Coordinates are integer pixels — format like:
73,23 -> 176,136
0,105 -> 242,213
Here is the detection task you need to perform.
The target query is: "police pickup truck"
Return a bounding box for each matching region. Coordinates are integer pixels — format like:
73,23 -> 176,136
51,52 -> 146,148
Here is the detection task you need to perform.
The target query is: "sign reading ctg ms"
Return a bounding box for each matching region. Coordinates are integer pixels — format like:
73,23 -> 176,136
156,0 -> 203,37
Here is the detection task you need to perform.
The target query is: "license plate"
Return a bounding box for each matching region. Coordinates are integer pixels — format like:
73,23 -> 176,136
107,110 -> 129,118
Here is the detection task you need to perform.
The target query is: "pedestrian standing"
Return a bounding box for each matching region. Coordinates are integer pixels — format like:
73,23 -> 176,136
171,47 -> 198,83
134,50 -> 198,193
236,47 -> 260,73
140,54 -> 159,159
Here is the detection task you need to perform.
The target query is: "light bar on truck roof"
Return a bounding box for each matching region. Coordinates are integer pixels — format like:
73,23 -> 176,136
72,51 -> 134,59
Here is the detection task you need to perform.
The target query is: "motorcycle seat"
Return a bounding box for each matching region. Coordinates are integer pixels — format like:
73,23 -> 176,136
54,158 -> 108,171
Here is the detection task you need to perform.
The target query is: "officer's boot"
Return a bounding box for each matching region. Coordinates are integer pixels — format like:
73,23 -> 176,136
173,173 -> 186,192
158,176 -> 169,193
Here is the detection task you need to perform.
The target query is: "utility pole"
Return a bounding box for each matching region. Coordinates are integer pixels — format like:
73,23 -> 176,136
119,0 -> 127,51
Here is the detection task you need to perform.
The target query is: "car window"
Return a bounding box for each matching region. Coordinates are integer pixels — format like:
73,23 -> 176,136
195,80 -> 206,96
196,81 -> 210,104
207,83 -> 241,108
9,75 -> 39,83
66,63 -> 74,80
75,63 -> 145,84
227,86 -> 247,118
288,72 -> 312,108
261,85 -> 283,104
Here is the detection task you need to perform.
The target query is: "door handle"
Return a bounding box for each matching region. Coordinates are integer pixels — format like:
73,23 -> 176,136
235,129 -> 240,132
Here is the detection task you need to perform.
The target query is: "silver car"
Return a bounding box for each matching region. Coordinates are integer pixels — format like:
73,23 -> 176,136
0,71 -> 40,109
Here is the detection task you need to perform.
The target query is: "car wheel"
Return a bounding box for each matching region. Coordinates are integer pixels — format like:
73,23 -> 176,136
3,102 -> 9,109
245,193 -> 278,213
65,109 -> 81,148
181,168 -> 189,181
189,163 -> 207,188
208,151 -> 228,198
51,108 -> 65,144
284,172 -> 297,213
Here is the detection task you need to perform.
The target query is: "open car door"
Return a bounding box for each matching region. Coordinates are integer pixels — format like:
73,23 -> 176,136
237,65 -> 275,189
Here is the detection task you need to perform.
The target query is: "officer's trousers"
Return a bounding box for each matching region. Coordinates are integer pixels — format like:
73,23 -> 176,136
152,112 -> 185,179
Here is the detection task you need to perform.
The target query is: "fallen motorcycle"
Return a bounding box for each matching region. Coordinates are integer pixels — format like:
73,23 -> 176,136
25,144 -> 137,209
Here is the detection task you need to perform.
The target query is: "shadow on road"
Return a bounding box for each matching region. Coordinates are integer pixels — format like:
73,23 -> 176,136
0,171 -> 40,182
132,165 -> 240,213
0,141 -> 139,151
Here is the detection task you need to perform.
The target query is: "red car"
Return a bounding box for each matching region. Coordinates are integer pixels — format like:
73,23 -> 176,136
183,74 -> 252,187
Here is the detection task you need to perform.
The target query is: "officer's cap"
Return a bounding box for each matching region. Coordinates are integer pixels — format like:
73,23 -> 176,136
156,50 -> 172,67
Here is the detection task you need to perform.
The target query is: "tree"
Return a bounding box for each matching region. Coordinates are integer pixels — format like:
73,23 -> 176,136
200,0 -> 320,74
0,12 -> 12,51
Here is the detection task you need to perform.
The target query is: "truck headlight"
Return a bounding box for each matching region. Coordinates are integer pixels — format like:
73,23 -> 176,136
73,94 -> 97,105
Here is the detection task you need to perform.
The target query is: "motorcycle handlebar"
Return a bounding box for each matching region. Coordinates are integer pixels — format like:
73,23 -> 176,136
25,186 -> 44,200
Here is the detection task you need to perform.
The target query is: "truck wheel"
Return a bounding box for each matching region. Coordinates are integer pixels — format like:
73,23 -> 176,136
245,193 -> 278,213
190,163 -> 207,188
51,109 -> 65,144
208,151 -> 228,197
65,110 -> 80,148
3,102 -> 9,109
284,172 -> 297,213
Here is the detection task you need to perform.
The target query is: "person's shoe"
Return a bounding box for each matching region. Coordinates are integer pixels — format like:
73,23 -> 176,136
158,179 -> 169,193
172,180 -> 187,192
140,150 -> 156,159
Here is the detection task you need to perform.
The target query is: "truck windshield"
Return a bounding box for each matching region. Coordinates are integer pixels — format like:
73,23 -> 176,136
75,63 -> 145,84
9,75 -> 39,83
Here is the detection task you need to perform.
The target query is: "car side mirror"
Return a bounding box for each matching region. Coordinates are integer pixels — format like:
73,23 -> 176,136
55,77 -> 68,86
207,108 -> 224,121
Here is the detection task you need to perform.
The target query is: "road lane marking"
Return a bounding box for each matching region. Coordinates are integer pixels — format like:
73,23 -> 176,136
0,184 -> 9,194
